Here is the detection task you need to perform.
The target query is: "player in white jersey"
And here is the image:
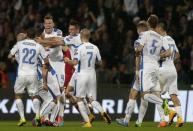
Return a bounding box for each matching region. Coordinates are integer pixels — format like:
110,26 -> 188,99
135,15 -> 171,127
116,21 -> 149,127
156,21 -> 184,127
37,15 -> 64,126
8,29 -> 49,126
64,28 -> 111,127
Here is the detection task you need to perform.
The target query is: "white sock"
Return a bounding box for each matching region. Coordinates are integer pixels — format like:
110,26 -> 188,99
58,102 -> 65,117
77,101 -> 89,123
15,99 -> 25,119
91,101 -> 104,113
175,106 -> 182,118
144,94 -> 163,105
40,101 -> 56,117
144,94 -> 165,121
50,102 -> 60,122
157,105 -> 165,121
124,99 -> 136,122
137,98 -> 148,124
33,98 -> 41,118
83,99 -> 91,115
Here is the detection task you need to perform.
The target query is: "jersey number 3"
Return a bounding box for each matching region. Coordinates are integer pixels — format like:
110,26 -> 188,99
22,48 -> 36,64
150,39 -> 158,55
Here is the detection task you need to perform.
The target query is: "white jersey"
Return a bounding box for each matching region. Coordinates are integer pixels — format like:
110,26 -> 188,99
44,28 -> 63,61
74,42 -> 101,72
160,35 -> 179,67
63,34 -> 82,59
10,39 -> 47,76
138,30 -> 167,67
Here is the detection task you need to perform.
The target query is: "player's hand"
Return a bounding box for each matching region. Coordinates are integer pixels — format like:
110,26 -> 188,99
43,83 -> 48,91
64,57 -> 70,63
35,37 -> 43,43
135,70 -> 140,84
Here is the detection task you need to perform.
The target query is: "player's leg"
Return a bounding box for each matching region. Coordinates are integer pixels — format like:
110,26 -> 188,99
141,69 -> 166,127
27,76 -> 42,126
75,74 -> 92,127
168,71 -> 183,127
14,76 -> 26,126
135,97 -> 148,127
88,73 -> 111,124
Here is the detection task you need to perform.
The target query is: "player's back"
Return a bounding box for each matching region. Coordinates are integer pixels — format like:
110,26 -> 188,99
161,35 -> 178,67
15,39 -> 44,76
76,42 -> 101,72
140,30 -> 163,66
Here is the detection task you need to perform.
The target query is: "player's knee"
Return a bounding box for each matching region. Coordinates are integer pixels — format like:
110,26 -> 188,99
129,89 -> 138,99
170,94 -> 181,106
15,94 -> 23,99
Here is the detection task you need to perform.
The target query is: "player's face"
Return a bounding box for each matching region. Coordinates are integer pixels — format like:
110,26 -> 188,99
137,27 -> 144,34
44,19 -> 54,33
69,25 -> 79,36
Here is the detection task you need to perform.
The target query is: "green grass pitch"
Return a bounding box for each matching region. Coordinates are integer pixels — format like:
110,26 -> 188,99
0,121 -> 192,131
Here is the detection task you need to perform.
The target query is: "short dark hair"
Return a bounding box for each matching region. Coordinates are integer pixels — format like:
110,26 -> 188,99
44,15 -> 53,20
69,20 -> 79,28
157,20 -> 168,31
26,28 -> 36,38
137,20 -> 148,30
147,14 -> 159,29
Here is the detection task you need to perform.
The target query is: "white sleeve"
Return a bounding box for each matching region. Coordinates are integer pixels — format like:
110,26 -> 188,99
162,38 -> 169,50
64,36 -> 74,45
96,47 -> 102,61
137,32 -> 147,46
39,45 -> 48,60
10,42 -> 19,55
57,30 -> 63,37
174,43 -> 179,53
73,47 -> 80,61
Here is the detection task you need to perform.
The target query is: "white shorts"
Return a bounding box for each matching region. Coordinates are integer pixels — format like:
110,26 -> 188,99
49,60 -> 65,87
47,71 -> 61,97
159,66 -> 178,95
75,71 -> 97,100
139,64 -> 160,92
14,75 -> 38,96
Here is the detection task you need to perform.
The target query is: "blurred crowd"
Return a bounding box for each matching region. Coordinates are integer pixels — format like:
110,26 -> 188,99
0,0 -> 193,88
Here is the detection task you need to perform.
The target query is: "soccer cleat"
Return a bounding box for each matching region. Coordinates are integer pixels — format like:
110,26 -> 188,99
82,122 -> 92,128
57,116 -> 64,127
162,99 -> 169,115
135,121 -> 142,127
116,118 -> 129,127
101,112 -> 111,124
157,121 -> 167,128
17,118 -> 26,126
175,117 -> 184,127
89,113 -> 95,123
168,110 -> 177,126
35,116 -> 41,127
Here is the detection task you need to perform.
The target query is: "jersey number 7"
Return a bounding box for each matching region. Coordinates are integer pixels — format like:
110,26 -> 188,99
87,52 -> 93,67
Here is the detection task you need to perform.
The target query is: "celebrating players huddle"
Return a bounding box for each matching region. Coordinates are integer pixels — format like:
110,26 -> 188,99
8,14 -> 183,128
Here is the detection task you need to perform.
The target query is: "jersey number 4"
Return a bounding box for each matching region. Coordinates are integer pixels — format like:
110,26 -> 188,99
22,48 -> 36,64
150,39 -> 158,55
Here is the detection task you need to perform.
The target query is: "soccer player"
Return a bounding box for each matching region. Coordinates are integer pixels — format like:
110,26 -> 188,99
116,20 -> 149,127
156,21 -> 184,127
39,15 -> 64,126
8,29 -> 49,126
134,15 -> 171,127
64,28 -> 111,127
